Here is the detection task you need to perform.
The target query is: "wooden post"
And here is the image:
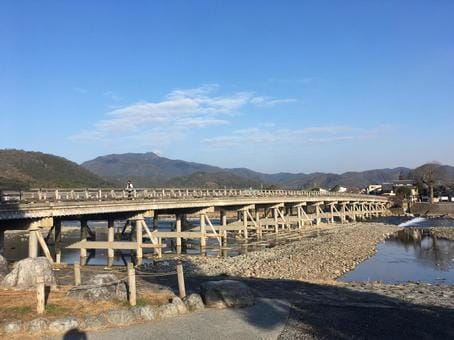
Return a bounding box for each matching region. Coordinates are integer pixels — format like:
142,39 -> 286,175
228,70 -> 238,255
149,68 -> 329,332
107,218 -> 115,263
74,262 -> 81,286
36,231 -> 54,263
29,229 -> 39,258
200,213 -> 206,251
80,219 -> 88,263
176,261 -> 186,299
330,204 -> 335,224
273,208 -> 279,234
153,213 -> 159,231
315,204 -> 321,225
176,214 -> 182,253
221,210 -> 227,246
36,276 -> 45,315
127,263 -> 136,306
243,210 -> 248,240
256,210 -> 262,238
136,218 -> 143,264
54,219 -> 62,263
341,204 -> 346,224
296,206 -> 302,230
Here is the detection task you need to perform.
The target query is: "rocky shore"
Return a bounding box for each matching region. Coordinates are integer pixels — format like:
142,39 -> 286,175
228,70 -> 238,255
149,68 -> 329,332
184,222 -> 399,281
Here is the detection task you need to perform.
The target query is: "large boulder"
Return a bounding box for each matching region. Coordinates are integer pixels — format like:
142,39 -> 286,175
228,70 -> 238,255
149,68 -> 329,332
103,309 -> 136,325
66,274 -> 127,301
1,257 -> 56,289
183,293 -> 205,312
200,280 -> 255,309
131,305 -> 156,321
0,254 -> 9,279
48,317 -> 79,333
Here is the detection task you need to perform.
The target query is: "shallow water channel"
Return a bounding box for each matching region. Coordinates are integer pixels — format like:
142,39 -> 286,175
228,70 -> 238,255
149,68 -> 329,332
340,218 -> 454,284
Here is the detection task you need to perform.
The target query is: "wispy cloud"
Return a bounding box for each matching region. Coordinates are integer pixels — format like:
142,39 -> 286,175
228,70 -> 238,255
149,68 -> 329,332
202,125 -> 393,148
103,91 -> 123,101
266,77 -> 317,86
73,87 -> 88,94
69,84 -> 295,147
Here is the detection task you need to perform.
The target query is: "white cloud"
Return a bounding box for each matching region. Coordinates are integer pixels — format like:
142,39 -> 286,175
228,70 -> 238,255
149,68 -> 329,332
202,125 -> 392,148
69,85 -> 294,148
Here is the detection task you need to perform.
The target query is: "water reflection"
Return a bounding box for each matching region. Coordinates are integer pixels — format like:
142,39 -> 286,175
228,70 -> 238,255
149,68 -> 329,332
389,229 -> 454,272
340,228 -> 454,284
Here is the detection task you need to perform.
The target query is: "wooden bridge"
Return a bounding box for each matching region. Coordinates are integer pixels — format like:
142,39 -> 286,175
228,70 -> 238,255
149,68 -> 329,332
0,188 -> 390,265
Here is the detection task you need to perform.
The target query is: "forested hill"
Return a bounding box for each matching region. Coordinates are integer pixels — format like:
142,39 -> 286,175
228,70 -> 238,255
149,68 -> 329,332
0,149 -> 112,189
82,152 -> 414,189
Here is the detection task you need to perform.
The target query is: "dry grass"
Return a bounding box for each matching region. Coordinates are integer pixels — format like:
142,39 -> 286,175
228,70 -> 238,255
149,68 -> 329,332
0,287 -> 123,322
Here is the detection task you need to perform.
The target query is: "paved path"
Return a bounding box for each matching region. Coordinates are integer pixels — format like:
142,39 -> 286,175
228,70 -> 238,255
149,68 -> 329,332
59,299 -> 290,340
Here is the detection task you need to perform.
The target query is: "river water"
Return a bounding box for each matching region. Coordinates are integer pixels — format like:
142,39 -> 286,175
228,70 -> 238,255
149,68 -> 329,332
5,217 -> 454,284
3,218 -> 268,266
339,218 -> 454,284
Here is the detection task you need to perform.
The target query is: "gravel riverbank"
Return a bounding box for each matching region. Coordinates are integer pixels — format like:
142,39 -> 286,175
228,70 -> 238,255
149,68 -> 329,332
184,222 -> 399,281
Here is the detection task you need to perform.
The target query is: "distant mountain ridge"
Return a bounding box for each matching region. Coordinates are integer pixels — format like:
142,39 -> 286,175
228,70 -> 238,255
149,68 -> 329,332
82,152 -> 223,187
0,149 -> 112,189
82,152 -> 415,189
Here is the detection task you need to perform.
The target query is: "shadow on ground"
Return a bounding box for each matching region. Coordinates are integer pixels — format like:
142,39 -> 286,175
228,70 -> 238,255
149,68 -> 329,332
143,271 -> 454,339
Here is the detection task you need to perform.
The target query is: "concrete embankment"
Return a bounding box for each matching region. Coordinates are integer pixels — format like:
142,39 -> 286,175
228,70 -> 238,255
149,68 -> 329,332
411,202 -> 454,217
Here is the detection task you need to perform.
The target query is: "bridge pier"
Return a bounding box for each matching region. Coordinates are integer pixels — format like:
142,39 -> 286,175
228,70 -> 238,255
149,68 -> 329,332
107,218 -> 115,264
200,212 -> 206,251
29,228 -> 39,258
131,213 -> 144,265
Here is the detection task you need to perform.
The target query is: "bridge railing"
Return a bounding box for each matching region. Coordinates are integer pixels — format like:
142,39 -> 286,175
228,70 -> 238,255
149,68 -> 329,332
0,188 -> 388,204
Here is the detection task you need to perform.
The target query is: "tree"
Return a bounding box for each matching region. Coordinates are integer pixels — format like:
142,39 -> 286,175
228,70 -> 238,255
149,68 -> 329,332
413,162 -> 441,203
330,185 -> 341,192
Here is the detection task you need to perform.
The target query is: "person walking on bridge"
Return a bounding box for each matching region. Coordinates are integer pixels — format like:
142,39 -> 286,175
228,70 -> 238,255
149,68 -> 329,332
126,180 -> 134,199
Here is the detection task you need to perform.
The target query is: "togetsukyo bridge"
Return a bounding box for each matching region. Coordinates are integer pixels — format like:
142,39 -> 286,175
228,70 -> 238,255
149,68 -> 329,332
0,188 -> 390,265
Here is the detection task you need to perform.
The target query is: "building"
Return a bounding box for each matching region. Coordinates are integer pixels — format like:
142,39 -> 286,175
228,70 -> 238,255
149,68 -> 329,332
366,180 -> 418,201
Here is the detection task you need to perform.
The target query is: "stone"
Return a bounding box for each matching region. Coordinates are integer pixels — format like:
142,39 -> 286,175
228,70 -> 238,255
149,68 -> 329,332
104,309 -> 136,325
48,317 -> 79,333
183,293 -> 205,312
66,274 -> 127,301
1,257 -> 56,289
171,297 -> 188,314
27,318 -> 49,333
0,254 -> 9,279
3,320 -> 22,334
131,305 -> 156,321
83,314 -> 108,329
156,303 -> 180,319
200,280 -> 255,308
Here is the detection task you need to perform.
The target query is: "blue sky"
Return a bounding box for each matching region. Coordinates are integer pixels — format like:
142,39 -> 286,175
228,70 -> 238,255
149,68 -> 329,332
1,1 -> 453,173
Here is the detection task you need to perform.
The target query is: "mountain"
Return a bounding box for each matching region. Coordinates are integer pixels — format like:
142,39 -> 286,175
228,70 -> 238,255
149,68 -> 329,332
0,149 -> 112,189
82,152 -> 414,189
3,150 -> 452,191
82,152 -> 222,187
409,163 -> 454,187
165,171 -> 263,189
